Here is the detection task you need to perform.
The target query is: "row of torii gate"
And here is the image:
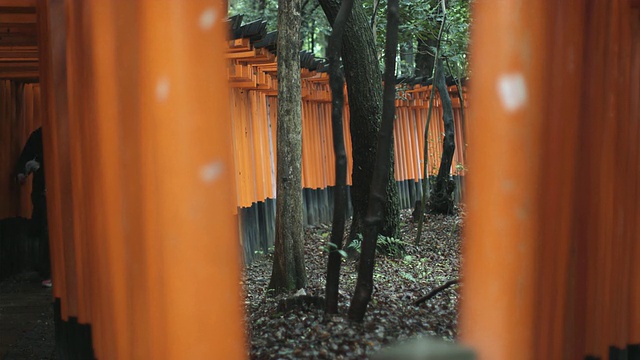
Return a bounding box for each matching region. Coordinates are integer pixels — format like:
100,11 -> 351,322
0,1 -> 638,359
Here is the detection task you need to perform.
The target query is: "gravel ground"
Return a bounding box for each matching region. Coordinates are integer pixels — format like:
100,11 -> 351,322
0,272 -> 56,360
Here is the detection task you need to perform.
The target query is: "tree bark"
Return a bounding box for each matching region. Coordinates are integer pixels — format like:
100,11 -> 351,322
318,0 -> 400,247
268,0 -> 307,294
348,0 -> 399,323
429,58 -> 456,214
325,0 -> 354,315
415,36 -> 437,78
255,0 -> 267,17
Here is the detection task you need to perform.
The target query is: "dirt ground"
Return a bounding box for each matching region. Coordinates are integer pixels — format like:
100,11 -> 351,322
245,209 -> 463,359
0,272 -> 56,360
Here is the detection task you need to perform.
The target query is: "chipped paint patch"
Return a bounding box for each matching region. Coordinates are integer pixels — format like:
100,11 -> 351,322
497,73 -> 527,112
199,7 -> 217,30
155,77 -> 170,102
200,161 -> 224,183
502,180 -> 515,192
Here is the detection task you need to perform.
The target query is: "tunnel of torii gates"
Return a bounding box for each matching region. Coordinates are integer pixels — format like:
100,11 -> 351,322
0,1 -> 639,359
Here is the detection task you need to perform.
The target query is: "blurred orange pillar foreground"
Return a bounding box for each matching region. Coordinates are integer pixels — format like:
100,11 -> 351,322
38,0 -> 246,358
461,1 -> 640,359
460,1 -> 546,359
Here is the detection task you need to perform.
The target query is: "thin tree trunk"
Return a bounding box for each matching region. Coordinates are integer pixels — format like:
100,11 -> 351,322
447,59 -> 467,169
370,0 -> 381,44
318,0 -> 400,249
268,0 -> 307,294
325,0 -> 354,315
348,0 -> 399,323
415,0 -> 446,245
429,57 -> 456,214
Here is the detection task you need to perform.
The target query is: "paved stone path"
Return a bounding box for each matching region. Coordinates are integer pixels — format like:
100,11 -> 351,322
0,273 -> 55,360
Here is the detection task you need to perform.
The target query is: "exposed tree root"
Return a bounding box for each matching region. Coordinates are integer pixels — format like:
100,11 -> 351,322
414,278 -> 460,306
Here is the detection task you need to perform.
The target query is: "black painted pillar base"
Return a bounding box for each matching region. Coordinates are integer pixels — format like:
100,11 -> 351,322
628,344 -> 640,360
54,298 -> 95,359
609,346 -> 628,360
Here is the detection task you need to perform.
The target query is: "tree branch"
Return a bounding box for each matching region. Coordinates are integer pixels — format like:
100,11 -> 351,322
414,278 -> 460,306
370,0 -> 381,29
325,0 -> 354,315
414,0 -> 447,245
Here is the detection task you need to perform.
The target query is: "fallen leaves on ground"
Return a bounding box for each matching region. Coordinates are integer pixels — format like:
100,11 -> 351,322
244,209 -> 464,359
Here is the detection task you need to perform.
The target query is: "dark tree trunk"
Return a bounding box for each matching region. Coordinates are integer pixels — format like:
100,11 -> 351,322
268,0 -> 307,294
348,0 -> 399,323
415,36 -> 437,78
325,0 -> 354,315
255,0 -> 267,17
318,0 -> 400,247
429,58 -> 456,214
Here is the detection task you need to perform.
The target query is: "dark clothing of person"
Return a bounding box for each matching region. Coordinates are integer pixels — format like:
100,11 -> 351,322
16,127 -> 45,195
16,127 -> 49,278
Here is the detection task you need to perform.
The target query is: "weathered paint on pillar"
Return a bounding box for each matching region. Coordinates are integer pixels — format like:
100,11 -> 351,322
460,0 -> 547,359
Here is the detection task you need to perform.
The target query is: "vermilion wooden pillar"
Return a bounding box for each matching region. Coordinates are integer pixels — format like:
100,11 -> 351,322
628,6 -> 640,351
460,1 -> 547,359
39,0 -> 246,358
91,1 -> 245,359
461,1 -> 640,359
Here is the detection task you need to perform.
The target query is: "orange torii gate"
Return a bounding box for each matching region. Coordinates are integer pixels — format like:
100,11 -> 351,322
461,1 -> 640,359
224,28 -> 468,260
0,0 -> 637,359
35,1 -> 245,358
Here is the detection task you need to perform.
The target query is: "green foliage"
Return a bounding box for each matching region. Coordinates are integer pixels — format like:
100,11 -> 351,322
347,233 -> 363,253
228,0 -> 470,77
322,241 -> 348,258
228,0 -> 331,55
347,233 -> 407,257
362,0 -> 471,78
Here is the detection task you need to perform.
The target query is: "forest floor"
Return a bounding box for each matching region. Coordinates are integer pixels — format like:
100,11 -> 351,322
245,208 -> 464,359
0,210 -> 462,360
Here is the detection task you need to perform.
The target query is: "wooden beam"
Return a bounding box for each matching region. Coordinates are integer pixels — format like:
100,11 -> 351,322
0,49 -> 37,58
0,0 -> 36,7
227,38 -> 251,52
0,13 -> 36,23
0,69 -> 37,78
0,56 -> 36,61
0,44 -> 35,50
0,24 -> 37,35
0,59 -> 38,71
0,34 -> 36,46
226,47 -> 274,62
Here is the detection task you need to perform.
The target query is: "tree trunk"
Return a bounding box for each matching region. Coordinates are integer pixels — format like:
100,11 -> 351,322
429,58 -> 456,214
415,36 -> 437,78
325,0 -> 354,315
348,0 -> 399,323
255,0 -> 267,17
268,0 -> 307,294
399,41 -> 415,77
318,0 -> 400,247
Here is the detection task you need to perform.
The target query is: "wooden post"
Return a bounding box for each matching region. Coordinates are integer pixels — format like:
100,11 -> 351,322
459,1 -> 547,359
